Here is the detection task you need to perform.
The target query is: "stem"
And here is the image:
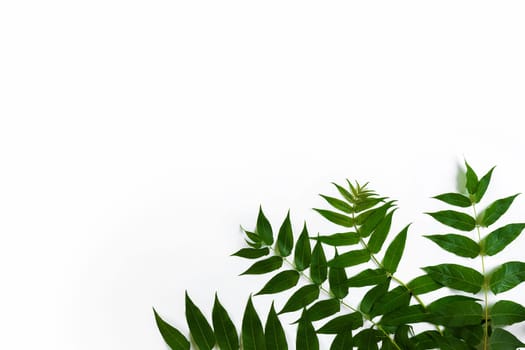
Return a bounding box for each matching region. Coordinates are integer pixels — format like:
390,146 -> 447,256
472,204 -> 489,350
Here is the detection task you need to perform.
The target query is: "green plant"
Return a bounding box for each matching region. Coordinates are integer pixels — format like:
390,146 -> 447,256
153,163 -> 525,349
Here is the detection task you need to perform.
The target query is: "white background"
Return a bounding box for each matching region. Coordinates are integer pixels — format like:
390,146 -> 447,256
2,1 -> 525,349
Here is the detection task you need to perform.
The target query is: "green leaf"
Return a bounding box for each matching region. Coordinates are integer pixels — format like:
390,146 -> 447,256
380,305 -> 428,326
490,261 -> 525,294
481,194 -> 520,227
255,270 -> 300,295
445,325 -> 483,348
310,241 -> 327,284
330,332 -> 353,350
320,194 -> 353,213
360,280 -> 390,315
491,300 -> 525,326
332,182 -> 354,203
212,294 -> 239,350
370,286 -> 411,317
232,247 -> 270,259
153,308 -> 190,350
433,193 -> 472,207
303,298 -> 340,322
242,297 -> 266,350
328,249 -> 370,268
346,269 -> 388,287
367,211 -> 395,253
313,209 -> 354,227
279,284 -> 320,314
394,325 -> 416,350
296,312 -> 319,350
354,329 -> 379,350
265,303 -> 287,350
317,312 -> 363,334
489,328 -> 525,350
425,210 -> 476,231
424,234 -> 480,258
465,161 -> 479,195
256,206 -> 274,245
355,197 -> 386,213
407,275 -> 442,295
427,296 -> 482,326
241,256 -> 283,275
358,202 -> 395,237
185,292 -> 215,350
423,264 -> 484,293
276,211 -> 294,257
294,223 -> 311,271
329,252 -> 349,299
483,223 -> 525,256
475,166 -> 495,203
311,232 -> 360,246
382,225 -> 409,273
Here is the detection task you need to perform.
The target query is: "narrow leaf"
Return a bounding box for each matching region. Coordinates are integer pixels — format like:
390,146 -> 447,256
242,297 -> 266,350
332,182 -> 354,203
380,305 -> 428,326
427,296 -> 482,326
241,256 -> 283,275
426,210 -> 476,231
354,329 -> 379,350
313,209 -> 354,227
489,328 -> 525,350
153,308 -> 190,350
424,234 -> 480,258
360,280 -> 390,315
483,223 -> 525,256
370,286 -> 411,317
367,211 -> 394,253
311,232 -> 360,246
490,261 -> 525,294
213,294 -> 239,350
256,270 -> 299,295
330,332 -> 353,350
358,202 -> 395,237
433,193 -> 472,207
329,252 -> 349,299
465,161 -> 478,195
265,303 -> 287,350
317,312 -> 363,334
296,312 -> 319,350
294,223 -> 311,271
232,247 -> 270,259
310,241 -> 327,285
355,197 -> 386,213
279,284 -> 320,314
320,194 -> 353,213
328,249 -> 370,268
185,292 -> 215,350
491,300 -> 525,326
346,269 -> 388,287
303,298 -> 340,322
276,211 -> 294,257
423,264 -> 484,293
475,166 -> 495,203
407,275 -> 442,295
256,206 -> 273,245
481,194 -> 520,227
382,225 -> 409,273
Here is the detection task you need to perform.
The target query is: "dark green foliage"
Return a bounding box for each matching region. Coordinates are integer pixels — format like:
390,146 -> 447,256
279,284 -> 320,314
296,311 -> 319,350
490,261 -> 525,294
425,210 -> 476,231
294,223 -> 311,271
212,295 -> 239,350
241,256 -> 283,275
255,270 -> 299,295
185,292 -> 215,350
422,264 -> 484,293
265,303 -> 287,350
242,297 -> 266,350
424,234 -> 480,258
153,308 -> 190,350
277,211 -> 294,257
310,241 -> 328,284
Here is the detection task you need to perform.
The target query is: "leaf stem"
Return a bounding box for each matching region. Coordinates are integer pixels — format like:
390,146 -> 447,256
472,203 -> 489,350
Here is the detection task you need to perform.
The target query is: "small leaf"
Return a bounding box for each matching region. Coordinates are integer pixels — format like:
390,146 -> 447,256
310,241 -> 327,285
423,264 -> 484,293
241,256 -> 283,275
332,182 -> 354,203
426,210 -> 476,231
303,298 -> 340,322
294,223 -> 311,271
232,247 -> 270,259
483,223 -> 525,256
382,225 -> 409,274
360,280 -> 390,315
256,270 -> 300,295
153,308 -> 190,350
346,269 -> 388,287
354,329 -> 380,350
481,194 -> 520,227
329,252 -> 349,299
465,161 -> 478,195
320,194 -> 353,213
407,275 -> 442,295
491,300 -> 525,326
370,286 -> 411,317
475,166 -> 495,203
424,234 -> 480,258
296,311 -> 319,350
276,211 -> 294,257
328,249 -> 370,268
265,303 -> 287,350
242,297 -> 266,350
367,211 -> 395,253
380,305 -> 428,326
355,197 -> 386,213
330,332 -> 353,350
185,292 -> 215,350
256,207 -> 273,245
279,284 -> 320,314
433,193 -> 472,207
313,209 -> 354,227
490,328 -> 525,350
490,261 -> 525,294
311,232 -> 360,246
212,294 -> 239,350
317,312 -> 363,334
